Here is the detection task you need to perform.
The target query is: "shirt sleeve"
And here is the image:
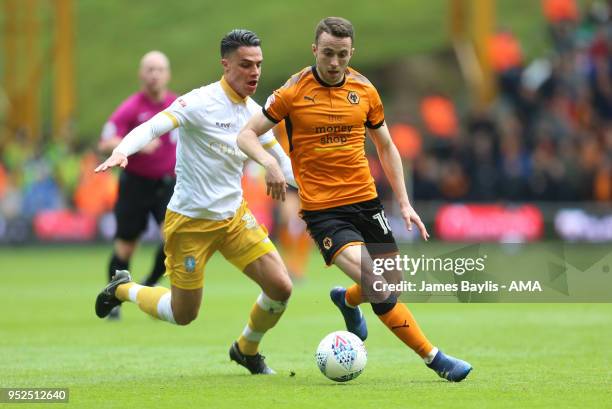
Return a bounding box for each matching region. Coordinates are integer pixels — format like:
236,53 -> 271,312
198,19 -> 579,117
262,81 -> 294,123
365,86 -> 385,129
163,89 -> 202,128
114,112 -> 176,157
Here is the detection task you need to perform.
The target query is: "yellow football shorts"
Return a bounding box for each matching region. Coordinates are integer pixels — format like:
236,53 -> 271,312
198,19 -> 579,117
163,201 -> 276,290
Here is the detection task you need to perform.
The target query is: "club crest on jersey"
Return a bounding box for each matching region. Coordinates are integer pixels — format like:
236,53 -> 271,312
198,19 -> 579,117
184,256 -> 196,273
323,237 -> 333,250
347,91 -> 360,105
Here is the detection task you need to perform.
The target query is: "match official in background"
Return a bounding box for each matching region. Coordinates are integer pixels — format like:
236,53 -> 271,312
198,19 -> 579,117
98,51 -> 177,319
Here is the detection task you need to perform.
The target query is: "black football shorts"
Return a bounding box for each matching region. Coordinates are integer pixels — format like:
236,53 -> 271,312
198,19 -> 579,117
114,171 -> 175,241
301,197 -> 399,265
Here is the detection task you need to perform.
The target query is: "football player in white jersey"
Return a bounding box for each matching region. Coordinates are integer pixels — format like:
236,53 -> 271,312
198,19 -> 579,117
94,29 -> 295,375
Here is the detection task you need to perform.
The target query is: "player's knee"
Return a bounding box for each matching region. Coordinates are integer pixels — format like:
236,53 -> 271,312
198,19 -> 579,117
275,278 -> 293,301
170,286 -> 202,325
266,275 -> 292,302
174,309 -> 198,326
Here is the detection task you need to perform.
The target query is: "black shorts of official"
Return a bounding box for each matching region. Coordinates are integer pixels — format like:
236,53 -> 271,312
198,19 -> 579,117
301,197 -> 399,266
114,171 -> 175,241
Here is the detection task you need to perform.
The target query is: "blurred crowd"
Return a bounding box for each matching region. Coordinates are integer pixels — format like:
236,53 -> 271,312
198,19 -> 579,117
409,0 -> 612,202
0,139 -> 117,221
1,0 -> 611,228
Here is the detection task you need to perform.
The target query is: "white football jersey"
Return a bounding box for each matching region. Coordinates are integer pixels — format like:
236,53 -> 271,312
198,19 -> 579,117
164,78 -> 273,220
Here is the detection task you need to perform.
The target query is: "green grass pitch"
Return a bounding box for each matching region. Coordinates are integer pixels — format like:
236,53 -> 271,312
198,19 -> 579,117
1,244 -> 611,408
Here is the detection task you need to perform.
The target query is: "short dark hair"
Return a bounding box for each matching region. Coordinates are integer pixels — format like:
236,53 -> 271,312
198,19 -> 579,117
220,29 -> 261,57
314,17 -> 354,44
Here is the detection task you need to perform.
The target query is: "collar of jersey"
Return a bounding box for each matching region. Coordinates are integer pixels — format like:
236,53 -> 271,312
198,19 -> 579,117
220,76 -> 248,104
311,65 -> 346,88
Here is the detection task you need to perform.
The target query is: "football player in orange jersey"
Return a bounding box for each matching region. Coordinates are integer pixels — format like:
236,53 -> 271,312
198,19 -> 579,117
237,17 -> 471,382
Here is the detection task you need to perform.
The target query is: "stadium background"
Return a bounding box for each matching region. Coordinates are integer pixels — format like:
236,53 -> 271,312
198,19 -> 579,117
1,1 -> 611,408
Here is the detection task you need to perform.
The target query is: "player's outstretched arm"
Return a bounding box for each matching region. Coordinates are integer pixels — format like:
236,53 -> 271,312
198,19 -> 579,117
369,123 -> 429,241
94,112 -> 177,173
237,112 -> 287,201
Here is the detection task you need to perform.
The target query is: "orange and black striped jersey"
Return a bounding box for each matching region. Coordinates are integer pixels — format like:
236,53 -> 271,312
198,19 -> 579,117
263,66 -> 385,211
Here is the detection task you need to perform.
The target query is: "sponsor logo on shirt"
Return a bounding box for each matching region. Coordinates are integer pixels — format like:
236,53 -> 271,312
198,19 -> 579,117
315,125 -> 354,134
314,124 -> 355,145
304,94 -> 317,103
215,122 -> 232,129
207,141 -> 247,159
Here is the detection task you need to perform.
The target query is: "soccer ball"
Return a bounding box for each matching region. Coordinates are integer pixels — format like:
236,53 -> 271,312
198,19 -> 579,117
315,331 -> 367,382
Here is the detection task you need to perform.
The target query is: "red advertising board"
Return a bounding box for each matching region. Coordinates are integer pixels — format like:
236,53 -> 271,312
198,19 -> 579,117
33,210 -> 97,241
435,204 -> 544,242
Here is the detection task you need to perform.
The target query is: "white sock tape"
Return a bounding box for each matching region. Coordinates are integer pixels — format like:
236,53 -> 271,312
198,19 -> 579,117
156,292 -> 176,324
128,284 -> 144,303
256,292 -> 287,314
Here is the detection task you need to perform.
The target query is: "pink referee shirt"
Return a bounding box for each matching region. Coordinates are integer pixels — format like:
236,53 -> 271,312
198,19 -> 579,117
101,91 -> 177,179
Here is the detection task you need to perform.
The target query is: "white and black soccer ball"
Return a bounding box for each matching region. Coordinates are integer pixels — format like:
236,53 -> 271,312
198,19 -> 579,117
315,331 -> 367,382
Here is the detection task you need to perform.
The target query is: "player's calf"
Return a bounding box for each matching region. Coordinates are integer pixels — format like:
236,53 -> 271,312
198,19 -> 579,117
237,292 -> 288,355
